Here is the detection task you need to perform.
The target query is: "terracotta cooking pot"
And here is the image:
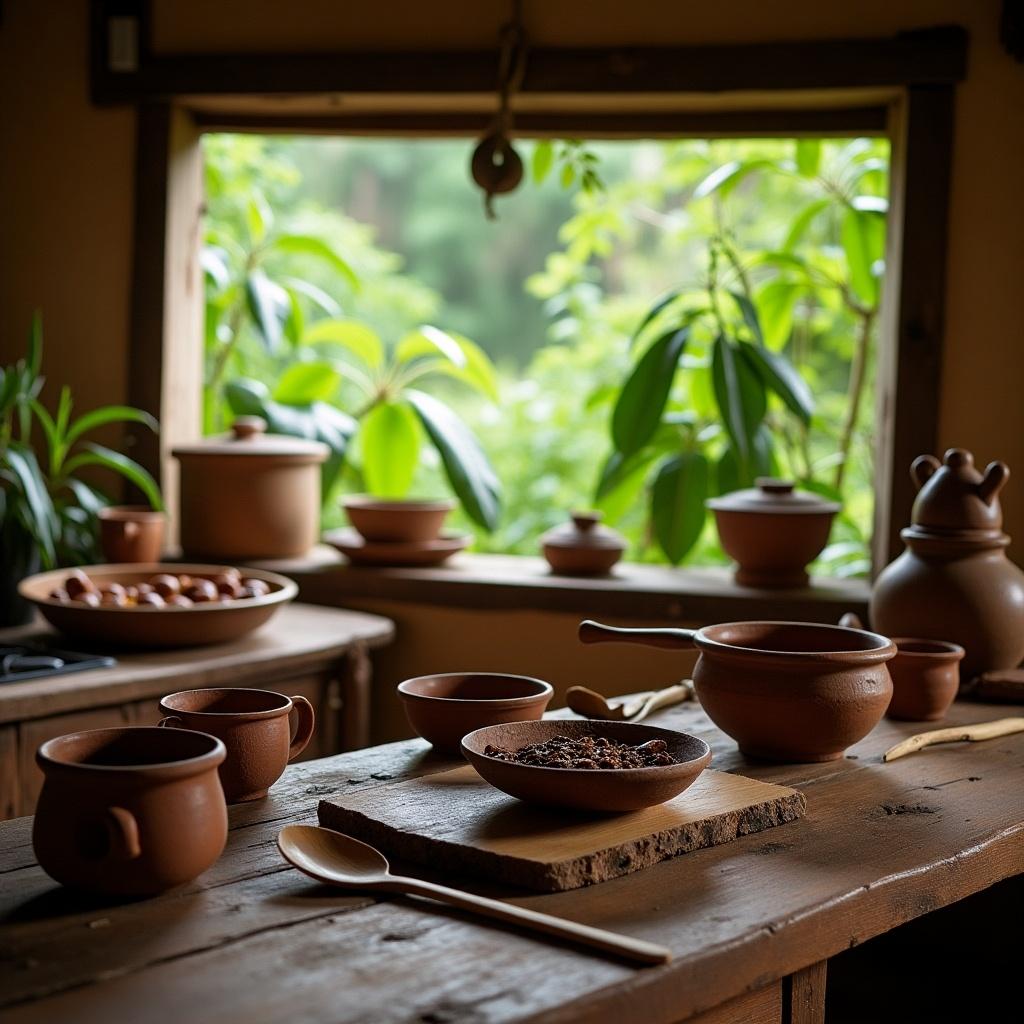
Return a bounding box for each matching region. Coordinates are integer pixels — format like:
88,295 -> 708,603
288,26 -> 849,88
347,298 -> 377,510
33,727 -> 227,896
98,505 -> 166,563
159,688 -> 315,802
397,673 -> 554,753
344,496 -> 455,543
579,619 -> 896,763
541,511 -> 626,576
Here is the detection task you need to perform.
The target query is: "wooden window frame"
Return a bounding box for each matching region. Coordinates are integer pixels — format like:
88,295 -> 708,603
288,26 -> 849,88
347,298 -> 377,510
96,1 -> 966,572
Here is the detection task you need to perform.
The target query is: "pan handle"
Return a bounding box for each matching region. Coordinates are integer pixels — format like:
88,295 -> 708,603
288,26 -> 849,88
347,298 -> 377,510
578,620 -> 697,649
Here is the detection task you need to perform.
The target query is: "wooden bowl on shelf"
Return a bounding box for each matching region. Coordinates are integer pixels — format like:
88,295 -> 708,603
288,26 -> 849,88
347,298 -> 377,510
18,563 -> 297,649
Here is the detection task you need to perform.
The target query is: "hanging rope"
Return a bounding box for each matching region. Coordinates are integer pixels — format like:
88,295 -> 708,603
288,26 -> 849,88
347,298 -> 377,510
471,0 -> 527,219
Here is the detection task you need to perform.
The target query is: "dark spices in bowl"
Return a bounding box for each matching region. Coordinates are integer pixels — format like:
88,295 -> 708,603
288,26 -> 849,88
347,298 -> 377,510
482,734 -> 678,769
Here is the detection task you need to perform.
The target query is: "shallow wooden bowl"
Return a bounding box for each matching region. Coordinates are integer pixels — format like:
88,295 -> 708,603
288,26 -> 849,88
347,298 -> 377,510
18,563 -> 297,649
462,720 -> 712,813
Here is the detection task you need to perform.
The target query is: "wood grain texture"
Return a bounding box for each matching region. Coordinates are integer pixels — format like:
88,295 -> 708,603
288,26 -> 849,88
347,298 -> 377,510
318,765 -> 805,891
786,961 -> 827,1024
0,699 -> 1021,1024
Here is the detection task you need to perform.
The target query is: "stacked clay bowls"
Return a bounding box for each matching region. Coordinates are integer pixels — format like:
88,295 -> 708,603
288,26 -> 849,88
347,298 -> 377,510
463,720 -> 711,812
344,496 -> 455,543
397,672 -> 553,753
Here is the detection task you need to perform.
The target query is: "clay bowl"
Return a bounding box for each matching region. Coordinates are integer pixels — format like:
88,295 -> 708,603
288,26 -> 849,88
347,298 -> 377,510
323,527 -> 470,567
343,496 -> 455,543
462,720 -> 711,812
580,619 -> 896,763
397,672 -> 554,754
886,638 -> 965,721
18,563 -> 297,649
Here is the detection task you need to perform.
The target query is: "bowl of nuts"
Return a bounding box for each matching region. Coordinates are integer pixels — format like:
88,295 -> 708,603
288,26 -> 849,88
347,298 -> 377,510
18,563 -> 297,649
462,719 -> 711,812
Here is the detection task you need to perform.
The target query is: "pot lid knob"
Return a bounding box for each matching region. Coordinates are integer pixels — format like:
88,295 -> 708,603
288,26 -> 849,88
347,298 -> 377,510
570,511 -> 602,532
910,448 -> 1009,532
231,416 -> 268,441
756,478 -> 795,496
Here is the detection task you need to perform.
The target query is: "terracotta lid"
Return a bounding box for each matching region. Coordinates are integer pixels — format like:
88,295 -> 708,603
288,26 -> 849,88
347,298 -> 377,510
706,478 -> 840,515
910,448 -> 1009,533
172,417 -> 329,464
541,511 -> 627,552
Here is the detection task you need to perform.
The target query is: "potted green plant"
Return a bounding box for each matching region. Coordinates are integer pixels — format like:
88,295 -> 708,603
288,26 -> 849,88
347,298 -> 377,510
0,316 -> 163,625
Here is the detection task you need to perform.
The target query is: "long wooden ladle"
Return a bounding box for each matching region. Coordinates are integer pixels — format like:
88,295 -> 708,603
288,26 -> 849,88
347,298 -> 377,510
277,825 -> 671,964
566,682 -> 693,722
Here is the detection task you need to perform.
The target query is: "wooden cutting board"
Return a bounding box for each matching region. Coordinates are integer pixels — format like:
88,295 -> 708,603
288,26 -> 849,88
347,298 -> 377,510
318,765 -> 806,892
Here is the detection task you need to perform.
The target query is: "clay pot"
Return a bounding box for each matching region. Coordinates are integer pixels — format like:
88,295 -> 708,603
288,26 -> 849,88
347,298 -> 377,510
579,619 -> 895,763
541,511 -> 626,576
871,449 -> 1024,680
173,417 -> 328,559
343,496 -> 454,543
707,478 -> 839,588
886,638 -> 965,722
158,688 -> 315,802
462,720 -> 711,812
98,506 -> 166,563
33,726 -> 227,896
397,673 -> 554,754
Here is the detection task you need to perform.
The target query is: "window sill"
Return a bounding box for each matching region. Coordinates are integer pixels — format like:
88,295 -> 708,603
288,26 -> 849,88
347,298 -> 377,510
247,546 -> 870,624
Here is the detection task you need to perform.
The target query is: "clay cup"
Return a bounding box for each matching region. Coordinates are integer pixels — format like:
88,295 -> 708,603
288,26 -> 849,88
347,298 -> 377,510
159,688 -> 315,802
98,505 -> 166,563
886,638 -> 965,721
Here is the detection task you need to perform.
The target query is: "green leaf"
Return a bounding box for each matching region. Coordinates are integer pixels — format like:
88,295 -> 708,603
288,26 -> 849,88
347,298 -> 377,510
842,207 -> 884,307
4,444 -> 57,566
631,289 -> 683,347
692,159 -> 773,200
783,198 -> 830,251
29,399 -> 59,467
560,161 -> 576,189
246,192 -> 272,245
272,234 -> 359,290
711,335 -> 766,463
795,139 -> 821,177
397,325 -> 466,368
359,401 -> 421,498
65,477 -> 107,518
273,362 -> 342,405
304,319 -> 384,370
64,443 -> 164,512
406,389 -> 501,531
284,285 -> 304,347
729,291 -> 763,345
245,269 -> 289,353
398,330 -> 499,401
280,276 -> 343,317
716,428 -> 776,493
738,340 -> 814,425
611,327 -> 690,456
201,247 -> 231,291
754,280 -> 800,351
651,451 -> 709,564
594,449 -> 657,523
64,405 -> 159,450
532,140 -> 554,184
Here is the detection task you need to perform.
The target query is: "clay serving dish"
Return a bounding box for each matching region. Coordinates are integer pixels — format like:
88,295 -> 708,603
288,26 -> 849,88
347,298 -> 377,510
344,496 -> 455,543
98,505 -> 166,563
323,527 -> 470,567
541,511 -> 626,576
397,672 -> 554,753
707,478 -> 840,588
19,563 -> 297,649
462,720 -> 711,812
580,619 -> 896,763
33,726 -> 227,896
886,638 -> 965,721
159,688 -> 316,802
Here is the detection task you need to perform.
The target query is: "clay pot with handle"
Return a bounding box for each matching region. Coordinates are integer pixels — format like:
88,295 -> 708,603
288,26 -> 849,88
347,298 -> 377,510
871,449 -> 1024,681
98,506 -> 166,563
579,618 -> 895,763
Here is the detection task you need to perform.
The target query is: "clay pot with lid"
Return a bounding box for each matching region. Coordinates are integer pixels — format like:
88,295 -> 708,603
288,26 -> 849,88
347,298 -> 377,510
707,478 -> 840,588
541,511 -> 626,575
32,726 -> 228,896
173,417 -> 328,559
871,448 -> 1024,681
580,618 -> 895,763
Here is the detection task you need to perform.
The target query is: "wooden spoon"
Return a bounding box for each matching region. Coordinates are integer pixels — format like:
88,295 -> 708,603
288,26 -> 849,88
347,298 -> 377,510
566,682 -> 693,722
277,825 -> 671,965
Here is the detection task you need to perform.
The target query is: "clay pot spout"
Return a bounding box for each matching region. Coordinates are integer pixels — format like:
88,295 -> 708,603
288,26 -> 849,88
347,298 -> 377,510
578,620 -> 697,649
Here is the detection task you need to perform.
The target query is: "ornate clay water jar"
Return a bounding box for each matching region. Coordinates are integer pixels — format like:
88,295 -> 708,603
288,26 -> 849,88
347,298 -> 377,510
871,449 -> 1024,681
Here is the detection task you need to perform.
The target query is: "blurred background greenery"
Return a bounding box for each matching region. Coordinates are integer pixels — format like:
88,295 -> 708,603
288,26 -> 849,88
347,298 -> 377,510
202,133 -> 889,577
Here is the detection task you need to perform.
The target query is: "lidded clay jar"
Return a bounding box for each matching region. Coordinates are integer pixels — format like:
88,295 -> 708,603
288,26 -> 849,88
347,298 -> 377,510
707,478 -> 839,588
173,417 -> 329,559
541,511 -> 626,575
871,448 -> 1024,680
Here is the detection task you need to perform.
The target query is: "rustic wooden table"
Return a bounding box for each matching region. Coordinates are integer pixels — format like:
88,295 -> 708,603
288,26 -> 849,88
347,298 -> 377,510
0,603 -> 395,818
0,699 -> 1021,1024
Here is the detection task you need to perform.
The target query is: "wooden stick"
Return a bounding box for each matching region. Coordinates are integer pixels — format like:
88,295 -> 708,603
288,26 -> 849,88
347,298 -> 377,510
883,717 -> 1024,762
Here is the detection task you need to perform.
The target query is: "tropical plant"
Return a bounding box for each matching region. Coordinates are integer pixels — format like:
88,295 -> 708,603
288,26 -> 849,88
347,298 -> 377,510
0,316 -> 162,600
225,320 -> 503,530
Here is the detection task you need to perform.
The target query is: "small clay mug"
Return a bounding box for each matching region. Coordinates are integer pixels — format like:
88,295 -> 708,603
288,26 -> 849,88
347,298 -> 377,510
98,505 -> 166,563
886,638 -> 965,721
33,726 -> 227,896
158,688 -> 315,802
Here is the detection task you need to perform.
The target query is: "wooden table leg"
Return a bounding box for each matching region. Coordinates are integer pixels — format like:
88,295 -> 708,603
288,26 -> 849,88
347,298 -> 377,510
785,960 -> 827,1024
339,641 -> 372,750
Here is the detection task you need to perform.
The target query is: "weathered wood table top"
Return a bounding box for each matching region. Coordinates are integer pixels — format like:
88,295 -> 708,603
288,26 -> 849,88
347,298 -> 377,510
1,699 -> 1021,1024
